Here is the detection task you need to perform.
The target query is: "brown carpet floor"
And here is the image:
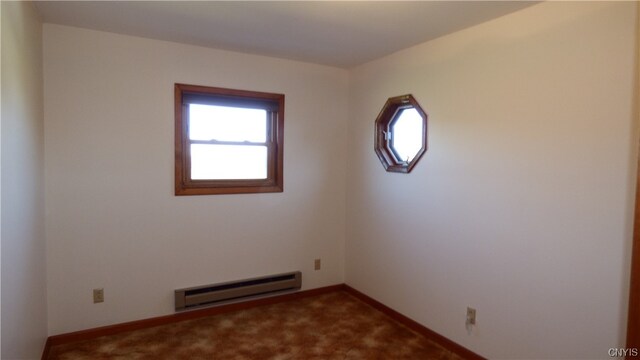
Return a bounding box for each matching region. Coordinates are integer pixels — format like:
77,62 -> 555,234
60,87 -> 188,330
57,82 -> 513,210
48,291 -> 465,359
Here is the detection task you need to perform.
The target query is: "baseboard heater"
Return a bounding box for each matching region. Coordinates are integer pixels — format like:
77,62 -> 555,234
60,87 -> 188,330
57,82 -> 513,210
175,271 -> 302,311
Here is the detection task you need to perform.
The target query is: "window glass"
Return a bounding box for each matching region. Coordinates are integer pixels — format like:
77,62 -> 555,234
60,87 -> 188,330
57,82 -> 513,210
390,108 -> 423,163
190,144 -> 268,180
189,104 -> 267,143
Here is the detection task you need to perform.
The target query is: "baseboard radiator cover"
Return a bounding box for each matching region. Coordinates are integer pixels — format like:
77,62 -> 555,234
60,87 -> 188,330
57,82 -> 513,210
175,271 -> 302,311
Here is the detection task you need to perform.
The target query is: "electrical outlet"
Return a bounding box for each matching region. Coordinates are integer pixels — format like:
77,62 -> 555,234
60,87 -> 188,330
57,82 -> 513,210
93,288 -> 104,303
466,307 -> 476,325
314,258 -> 321,270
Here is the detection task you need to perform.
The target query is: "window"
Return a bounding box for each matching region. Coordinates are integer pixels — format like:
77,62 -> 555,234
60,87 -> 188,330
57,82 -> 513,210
374,94 -> 427,173
175,84 -> 284,195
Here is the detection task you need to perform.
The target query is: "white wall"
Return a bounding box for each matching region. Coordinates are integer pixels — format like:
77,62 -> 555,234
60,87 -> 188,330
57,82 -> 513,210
346,2 -> 637,359
43,25 -> 348,335
1,1 -> 48,359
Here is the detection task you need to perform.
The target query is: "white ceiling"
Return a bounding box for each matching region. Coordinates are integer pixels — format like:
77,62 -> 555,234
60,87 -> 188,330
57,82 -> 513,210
34,1 -> 536,68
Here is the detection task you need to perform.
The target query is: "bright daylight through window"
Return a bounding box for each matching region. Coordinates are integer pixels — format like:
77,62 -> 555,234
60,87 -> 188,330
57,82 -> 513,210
374,94 -> 427,173
390,108 -> 423,164
175,84 -> 284,195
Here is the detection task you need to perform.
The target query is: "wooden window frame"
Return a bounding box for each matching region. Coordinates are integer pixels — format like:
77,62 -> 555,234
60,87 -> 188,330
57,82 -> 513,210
175,83 -> 284,195
374,94 -> 428,173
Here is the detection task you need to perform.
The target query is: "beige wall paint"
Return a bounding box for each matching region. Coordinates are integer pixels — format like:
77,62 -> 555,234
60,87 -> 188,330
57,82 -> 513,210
43,25 -> 348,335
346,2 -> 637,359
1,1 -> 48,358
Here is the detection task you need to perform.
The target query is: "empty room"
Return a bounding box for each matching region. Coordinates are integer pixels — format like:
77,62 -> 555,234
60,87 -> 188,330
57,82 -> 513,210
2,1 -> 640,359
